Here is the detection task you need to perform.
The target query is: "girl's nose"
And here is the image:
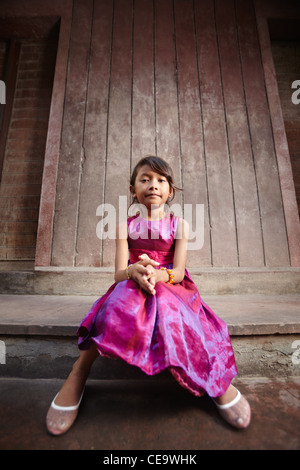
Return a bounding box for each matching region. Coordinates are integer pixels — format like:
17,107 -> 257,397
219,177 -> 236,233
149,180 -> 158,190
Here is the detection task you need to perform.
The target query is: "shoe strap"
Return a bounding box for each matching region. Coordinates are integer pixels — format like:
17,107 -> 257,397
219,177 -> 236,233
51,391 -> 83,411
213,388 -> 241,410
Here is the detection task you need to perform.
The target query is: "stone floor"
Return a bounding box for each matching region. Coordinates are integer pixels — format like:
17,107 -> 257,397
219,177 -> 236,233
1,292 -> 299,455
0,375 -> 299,451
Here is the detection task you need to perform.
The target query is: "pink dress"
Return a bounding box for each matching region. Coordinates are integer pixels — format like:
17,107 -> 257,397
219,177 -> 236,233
77,214 -> 237,398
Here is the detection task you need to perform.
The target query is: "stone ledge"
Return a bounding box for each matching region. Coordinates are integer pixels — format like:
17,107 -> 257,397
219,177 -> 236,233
0,293 -> 299,337
0,266 -> 299,295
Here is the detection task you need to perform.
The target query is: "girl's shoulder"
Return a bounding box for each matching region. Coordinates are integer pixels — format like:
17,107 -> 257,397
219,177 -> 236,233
171,215 -> 189,240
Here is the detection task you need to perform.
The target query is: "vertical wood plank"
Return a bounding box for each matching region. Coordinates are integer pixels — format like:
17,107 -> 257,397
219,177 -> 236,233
75,0 -> 114,267
194,0 -> 238,266
215,0 -> 264,266
35,6 -> 73,267
51,0 -> 93,266
154,0 -> 182,197
132,0 -> 156,167
236,0 -> 290,266
174,0 -> 211,266
102,0 -> 133,266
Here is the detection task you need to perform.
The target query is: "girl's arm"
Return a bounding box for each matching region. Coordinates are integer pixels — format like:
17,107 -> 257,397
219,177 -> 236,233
114,225 -> 130,283
114,222 -> 159,291
172,217 -> 189,283
148,217 -> 189,288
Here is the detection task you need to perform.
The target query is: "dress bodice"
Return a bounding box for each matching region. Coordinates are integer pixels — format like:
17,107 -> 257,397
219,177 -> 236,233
127,213 -> 179,265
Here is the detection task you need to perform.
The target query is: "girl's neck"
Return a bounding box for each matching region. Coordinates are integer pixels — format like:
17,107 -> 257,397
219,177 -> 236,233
144,204 -> 166,221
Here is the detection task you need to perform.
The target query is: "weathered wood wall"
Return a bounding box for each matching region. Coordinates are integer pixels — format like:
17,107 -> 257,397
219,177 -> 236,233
50,0 -> 295,268
1,0 -> 299,268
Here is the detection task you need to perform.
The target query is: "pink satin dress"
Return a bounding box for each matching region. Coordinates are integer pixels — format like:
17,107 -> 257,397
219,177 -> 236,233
77,214 -> 238,398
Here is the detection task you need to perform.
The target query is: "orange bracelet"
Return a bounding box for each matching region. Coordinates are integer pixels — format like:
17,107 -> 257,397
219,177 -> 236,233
167,268 -> 174,284
160,267 -> 174,284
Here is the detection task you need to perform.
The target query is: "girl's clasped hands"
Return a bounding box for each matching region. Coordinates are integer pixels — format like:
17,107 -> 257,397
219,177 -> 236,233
127,254 -> 161,296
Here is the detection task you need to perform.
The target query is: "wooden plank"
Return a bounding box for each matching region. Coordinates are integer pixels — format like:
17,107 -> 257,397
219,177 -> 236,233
34,9 -> 71,267
131,0 -> 156,167
102,0 -> 133,266
215,0 -> 264,266
154,0 -> 181,198
174,0 -> 211,266
194,0 -> 238,267
75,0 -> 114,267
236,0 -> 290,266
51,0 -> 93,266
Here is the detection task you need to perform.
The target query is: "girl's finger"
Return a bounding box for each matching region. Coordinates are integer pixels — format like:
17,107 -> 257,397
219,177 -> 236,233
138,265 -> 152,276
138,259 -> 160,268
138,254 -> 150,260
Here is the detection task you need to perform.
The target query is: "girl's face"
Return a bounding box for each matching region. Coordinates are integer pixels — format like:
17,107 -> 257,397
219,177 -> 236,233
130,164 -> 173,210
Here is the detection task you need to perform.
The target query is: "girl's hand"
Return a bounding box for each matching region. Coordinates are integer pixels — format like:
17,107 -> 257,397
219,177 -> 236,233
137,255 -> 166,295
138,254 -> 159,295
128,254 -> 159,295
146,266 -> 159,295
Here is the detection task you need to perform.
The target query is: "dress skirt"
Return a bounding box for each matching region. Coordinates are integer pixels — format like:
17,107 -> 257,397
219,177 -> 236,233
77,267 -> 238,398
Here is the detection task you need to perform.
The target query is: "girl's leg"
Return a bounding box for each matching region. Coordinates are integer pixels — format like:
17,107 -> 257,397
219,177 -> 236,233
46,343 -> 99,435
52,342 -> 99,407
213,384 -> 237,406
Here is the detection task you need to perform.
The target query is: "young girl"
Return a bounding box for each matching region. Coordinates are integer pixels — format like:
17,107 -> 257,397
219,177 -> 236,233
46,156 -> 251,435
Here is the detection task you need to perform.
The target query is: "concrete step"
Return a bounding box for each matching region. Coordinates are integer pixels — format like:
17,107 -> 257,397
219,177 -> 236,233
0,294 -> 299,379
0,376 -> 299,450
0,265 -> 299,295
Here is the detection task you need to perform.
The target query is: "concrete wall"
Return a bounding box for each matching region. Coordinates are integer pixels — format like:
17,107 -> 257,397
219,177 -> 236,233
0,0 -> 299,269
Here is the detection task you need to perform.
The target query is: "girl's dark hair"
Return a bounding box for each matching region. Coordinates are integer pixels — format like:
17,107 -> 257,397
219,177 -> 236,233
130,155 -> 181,203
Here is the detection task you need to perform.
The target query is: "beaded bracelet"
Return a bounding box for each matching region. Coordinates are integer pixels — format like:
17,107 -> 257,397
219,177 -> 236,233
126,264 -> 132,279
160,267 -> 174,284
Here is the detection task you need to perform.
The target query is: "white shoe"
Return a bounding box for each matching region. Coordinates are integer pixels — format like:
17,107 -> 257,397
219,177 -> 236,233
213,387 -> 251,429
46,390 -> 84,435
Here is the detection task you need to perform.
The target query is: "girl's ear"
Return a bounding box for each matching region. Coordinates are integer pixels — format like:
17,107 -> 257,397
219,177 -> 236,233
168,187 -> 174,200
129,185 -> 136,200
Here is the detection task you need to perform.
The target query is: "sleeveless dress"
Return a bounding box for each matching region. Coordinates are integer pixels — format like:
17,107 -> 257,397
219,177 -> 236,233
77,214 -> 238,398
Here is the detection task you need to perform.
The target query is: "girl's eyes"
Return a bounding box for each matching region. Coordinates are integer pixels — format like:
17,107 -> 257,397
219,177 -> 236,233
140,178 -> 166,183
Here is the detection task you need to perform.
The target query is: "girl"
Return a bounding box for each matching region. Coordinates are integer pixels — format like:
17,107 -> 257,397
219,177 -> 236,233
46,156 -> 251,435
